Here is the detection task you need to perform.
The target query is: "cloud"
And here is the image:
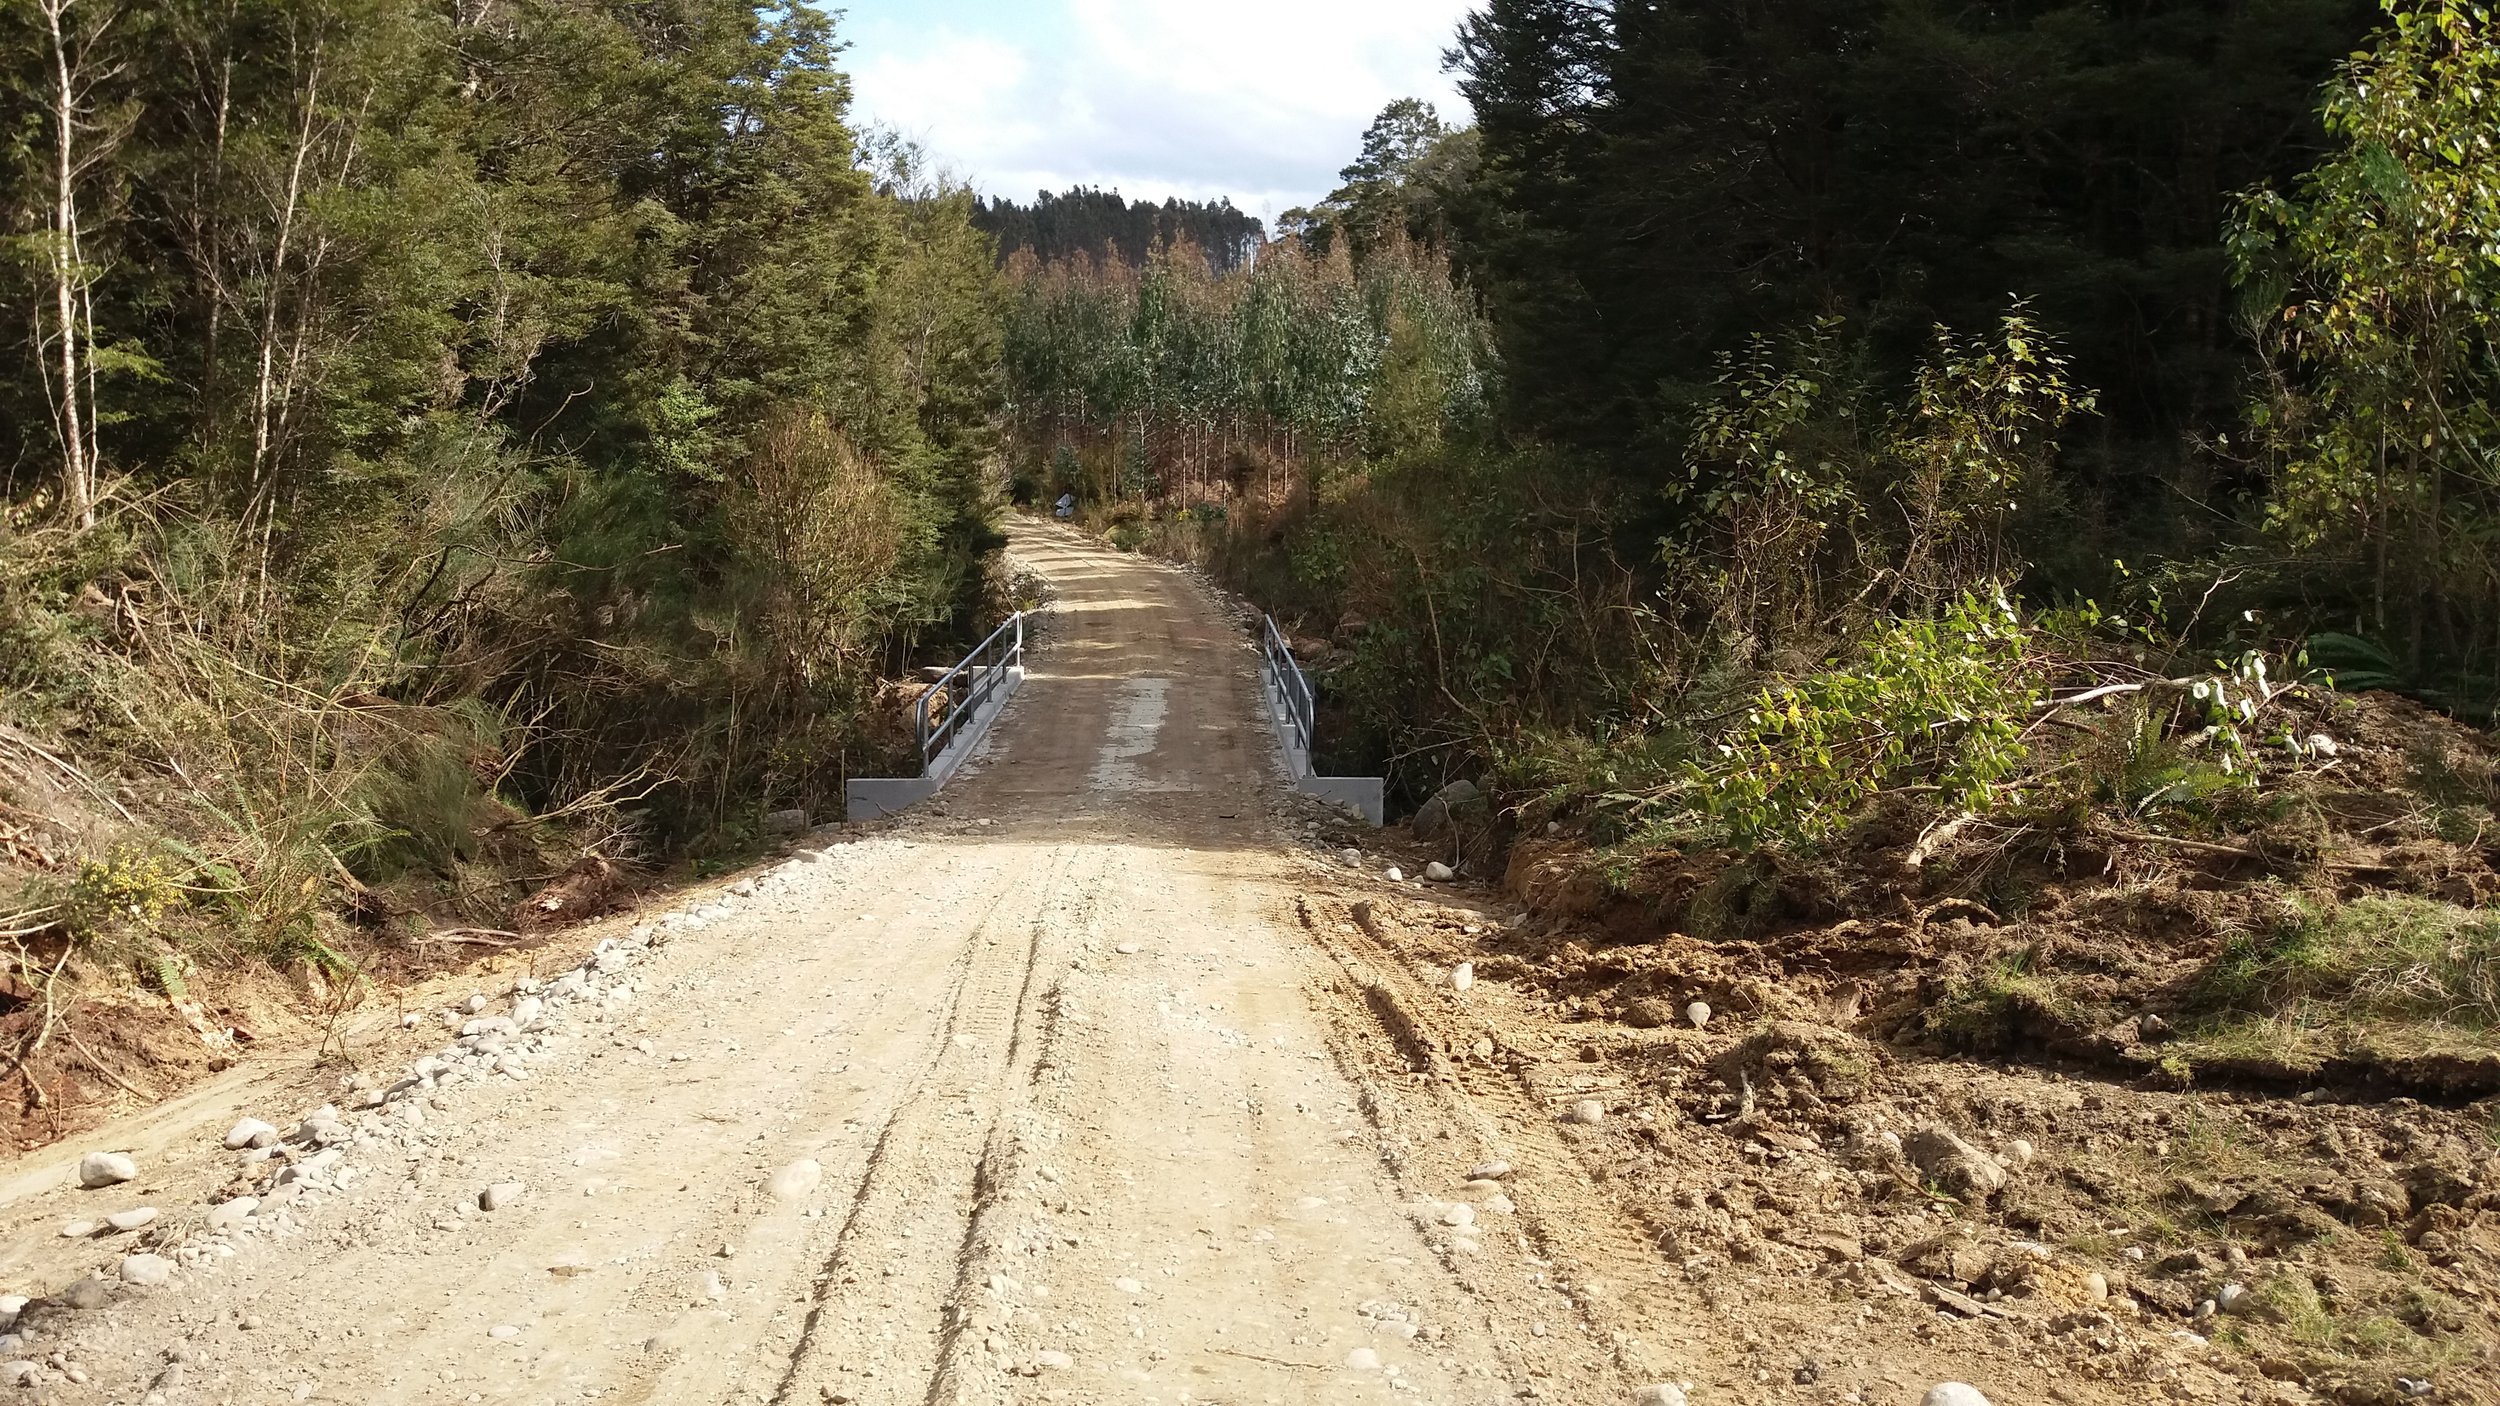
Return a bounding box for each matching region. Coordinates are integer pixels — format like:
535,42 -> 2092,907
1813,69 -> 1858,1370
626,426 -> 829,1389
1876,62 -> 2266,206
842,0 -> 1479,221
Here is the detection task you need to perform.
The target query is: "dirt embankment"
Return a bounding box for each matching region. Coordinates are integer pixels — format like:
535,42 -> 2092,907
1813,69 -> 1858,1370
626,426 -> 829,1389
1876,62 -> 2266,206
1305,689 -> 2500,1406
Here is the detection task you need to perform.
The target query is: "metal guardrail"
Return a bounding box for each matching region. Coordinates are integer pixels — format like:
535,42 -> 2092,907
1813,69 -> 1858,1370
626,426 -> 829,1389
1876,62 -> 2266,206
1261,615 -> 1316,762
917,613 -> 1025,774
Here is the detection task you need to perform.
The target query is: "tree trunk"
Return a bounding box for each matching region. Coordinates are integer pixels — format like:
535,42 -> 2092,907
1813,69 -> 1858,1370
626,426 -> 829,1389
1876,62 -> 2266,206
41,0 -> 96,530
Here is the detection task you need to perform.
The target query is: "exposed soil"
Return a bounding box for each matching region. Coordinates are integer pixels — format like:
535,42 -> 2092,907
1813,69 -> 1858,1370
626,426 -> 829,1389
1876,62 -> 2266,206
1297,684 -> 2500,1406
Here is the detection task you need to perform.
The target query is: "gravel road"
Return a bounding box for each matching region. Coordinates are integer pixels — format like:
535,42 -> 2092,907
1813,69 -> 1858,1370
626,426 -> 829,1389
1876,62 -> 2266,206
0,524 -> 1665,1405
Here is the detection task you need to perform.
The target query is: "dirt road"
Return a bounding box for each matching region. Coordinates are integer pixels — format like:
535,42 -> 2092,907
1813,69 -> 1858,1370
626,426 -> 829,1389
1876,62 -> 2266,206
0,524 -> 1679,1405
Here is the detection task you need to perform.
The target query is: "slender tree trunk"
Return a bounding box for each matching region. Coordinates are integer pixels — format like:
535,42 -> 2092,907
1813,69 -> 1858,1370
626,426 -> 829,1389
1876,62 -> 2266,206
41,0 -> 96,530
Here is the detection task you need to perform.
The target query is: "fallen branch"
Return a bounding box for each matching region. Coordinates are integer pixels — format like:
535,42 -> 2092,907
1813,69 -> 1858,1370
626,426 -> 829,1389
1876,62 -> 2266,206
0,724 -> 136,822
1905,812 -> 1975,870
1,943 -> 78,1107
420,927 -> 520,947
63,1026 -> 156,1101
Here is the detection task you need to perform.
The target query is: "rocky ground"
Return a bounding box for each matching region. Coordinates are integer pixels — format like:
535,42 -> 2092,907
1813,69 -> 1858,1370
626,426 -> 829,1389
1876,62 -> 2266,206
0,523 -> 2484,1406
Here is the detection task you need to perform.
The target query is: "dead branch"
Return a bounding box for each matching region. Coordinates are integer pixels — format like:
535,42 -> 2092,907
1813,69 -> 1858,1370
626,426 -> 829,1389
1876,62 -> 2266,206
421,927 -> 519,947
0,723 -> 136,821
63,1025 -> 154,1101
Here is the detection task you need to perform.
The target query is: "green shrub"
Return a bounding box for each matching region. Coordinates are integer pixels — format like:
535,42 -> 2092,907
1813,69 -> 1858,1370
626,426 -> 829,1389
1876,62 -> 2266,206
1692,590 -> 2040,847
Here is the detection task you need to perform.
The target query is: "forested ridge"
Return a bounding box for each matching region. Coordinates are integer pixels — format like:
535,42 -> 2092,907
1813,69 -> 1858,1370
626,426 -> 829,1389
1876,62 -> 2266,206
973,188 -> 1266,272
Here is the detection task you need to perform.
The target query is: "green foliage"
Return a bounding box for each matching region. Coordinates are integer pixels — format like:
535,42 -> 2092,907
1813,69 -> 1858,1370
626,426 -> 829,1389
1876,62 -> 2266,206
1693,591 -> 2040,847
1448,0 -> 2370,496
67,845 -> 178,939
2234,0 -> 2500,688
1000,235 -> 1491,506
0,0 -> 1009,983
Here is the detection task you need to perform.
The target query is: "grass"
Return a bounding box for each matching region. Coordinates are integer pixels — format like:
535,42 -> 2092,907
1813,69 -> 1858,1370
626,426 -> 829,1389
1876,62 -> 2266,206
2171,894 -> 2500,1075
1923,946 -> 2098,1050
2203,894 -> 2500,1022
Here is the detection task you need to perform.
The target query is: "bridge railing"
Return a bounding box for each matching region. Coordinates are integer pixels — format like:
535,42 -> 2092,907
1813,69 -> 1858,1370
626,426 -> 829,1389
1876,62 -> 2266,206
917,613 -> 1025,775
1260,615 -> 1315,761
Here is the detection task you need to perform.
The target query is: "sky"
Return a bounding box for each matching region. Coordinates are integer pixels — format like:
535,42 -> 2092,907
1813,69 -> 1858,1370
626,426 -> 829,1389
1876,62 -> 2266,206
828,0 -> 1481,226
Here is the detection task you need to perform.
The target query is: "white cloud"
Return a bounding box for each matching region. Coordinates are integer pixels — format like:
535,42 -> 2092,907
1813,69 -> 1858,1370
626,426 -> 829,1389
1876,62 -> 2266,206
846,0 -> 1479,223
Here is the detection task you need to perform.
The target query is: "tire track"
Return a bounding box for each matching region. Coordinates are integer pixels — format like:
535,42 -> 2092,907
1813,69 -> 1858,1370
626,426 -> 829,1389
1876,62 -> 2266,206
766,844 -> 1101,1406
1294,892 -> 1703,1390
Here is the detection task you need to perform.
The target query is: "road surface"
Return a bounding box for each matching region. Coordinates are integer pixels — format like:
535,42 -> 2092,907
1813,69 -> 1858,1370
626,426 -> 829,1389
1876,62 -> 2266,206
0,523 -> 1668,1406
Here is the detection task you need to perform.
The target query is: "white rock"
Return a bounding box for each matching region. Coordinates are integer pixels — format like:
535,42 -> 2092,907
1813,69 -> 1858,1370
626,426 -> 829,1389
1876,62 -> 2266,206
1114,942 -> 1141,955
1113,1277 -> 1145,1295
767,1159 -> 823,1202
1384,867 -> 1404,882
1440,1203 -> 1476,1228
1344,1347 -> 1382,1371
511,997 -> 544,1029
489,1324 -> 521,1340
222,1118 -> 276,1150
106,1207 -> 158,1232
1032,1350 -> 1073,1371
2216,1282 -> 2249,1313
479,1182 -> 525,1212
206,1198 -> 259,1230
1633,1387 -> 1690,1406
1424,861 -> 1455,882
1922,1386 -> 1993,1406
1468,1160 -> 1513,1181
118,1254 -> 173,1287
1449,962 -> 1474,992
59,1219 -> 97,1238
465,994 -> 489,1014
1685,1001 -> 1713,1028
2008,1138 -> 2037,1165
77,1151 -> 137,1188
1563,1099 -> 1606,1126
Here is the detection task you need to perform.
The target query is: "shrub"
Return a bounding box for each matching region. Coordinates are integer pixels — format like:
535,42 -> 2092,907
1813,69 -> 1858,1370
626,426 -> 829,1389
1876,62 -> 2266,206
1692,590 -> 2040,847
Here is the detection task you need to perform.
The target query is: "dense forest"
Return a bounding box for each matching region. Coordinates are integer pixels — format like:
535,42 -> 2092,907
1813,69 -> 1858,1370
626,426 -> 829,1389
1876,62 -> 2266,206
972,188 -> 1266,271
0,0 -> 1001,965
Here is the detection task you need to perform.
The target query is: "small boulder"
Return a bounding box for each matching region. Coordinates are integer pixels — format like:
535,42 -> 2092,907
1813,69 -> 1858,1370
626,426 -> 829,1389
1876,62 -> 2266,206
1923,1387 -> 1992,1406
479,1182 -> 525,1212
1423,861 -> 1456,882
76,1152 -> 136,1188
767,1159 -> 823,1202
1449,962 -> 1475,993
1905,1122 -> 2008,1199
118,1254 -> 173,1288
1411,780 -> 1483,841
222,1119 -> 276,1151
1562,1099 -> 1606,1126
1633,1387 -> 1690,1406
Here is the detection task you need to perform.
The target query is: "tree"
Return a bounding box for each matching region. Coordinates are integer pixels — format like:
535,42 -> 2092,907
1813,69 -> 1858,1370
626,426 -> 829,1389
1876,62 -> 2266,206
1447,0 -> 2378,518
13,0 -> 139,528
2234,0 -> 2500,674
